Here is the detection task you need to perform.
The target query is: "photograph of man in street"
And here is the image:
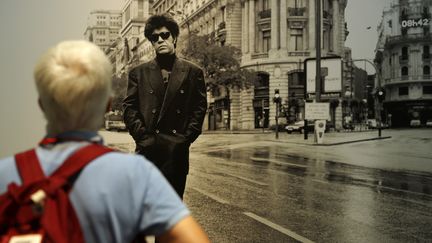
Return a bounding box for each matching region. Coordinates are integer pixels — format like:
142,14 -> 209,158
123,13 -> 207,199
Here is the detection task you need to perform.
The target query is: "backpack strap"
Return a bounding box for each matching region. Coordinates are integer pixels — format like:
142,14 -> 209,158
14,144 -> 113,186
15,149 -> 46,184
51,144 -> 113,179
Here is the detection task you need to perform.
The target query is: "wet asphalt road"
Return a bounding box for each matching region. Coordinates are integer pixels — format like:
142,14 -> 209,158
101,129 -> 432,242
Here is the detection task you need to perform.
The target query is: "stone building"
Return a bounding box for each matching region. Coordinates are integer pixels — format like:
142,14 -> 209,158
84,10 -> 122,52
375,0 -> 432,126
239,0 -> 348,130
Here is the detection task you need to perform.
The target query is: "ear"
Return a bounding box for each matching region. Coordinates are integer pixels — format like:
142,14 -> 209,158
106,97 -> 113,113
38,98 -> 44,112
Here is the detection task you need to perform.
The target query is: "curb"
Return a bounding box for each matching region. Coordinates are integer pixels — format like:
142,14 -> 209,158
313,136 -> 392,146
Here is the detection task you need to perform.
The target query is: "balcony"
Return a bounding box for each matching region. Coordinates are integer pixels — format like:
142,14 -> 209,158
288,51 -> 310,57
288,7 -> 306,16
251,52 -> 269,59
386,75 -> 432,84
399,55 -> 409,64
258,9 -> 271,19
385,33 -> 432,47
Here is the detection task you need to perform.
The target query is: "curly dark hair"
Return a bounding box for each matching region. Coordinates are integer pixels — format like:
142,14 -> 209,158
144,14 -> 180,41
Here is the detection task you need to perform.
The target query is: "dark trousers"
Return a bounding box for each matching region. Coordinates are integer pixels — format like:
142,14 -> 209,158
166,173 -> 187,199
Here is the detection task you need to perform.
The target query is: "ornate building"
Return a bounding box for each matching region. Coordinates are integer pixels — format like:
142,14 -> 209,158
240,0 -> 348,130
376,0 -> 432,127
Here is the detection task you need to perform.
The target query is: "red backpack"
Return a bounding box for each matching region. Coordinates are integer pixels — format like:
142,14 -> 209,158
0,144 -> 113,243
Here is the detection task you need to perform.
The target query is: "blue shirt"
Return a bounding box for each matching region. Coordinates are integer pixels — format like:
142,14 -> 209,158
0,131 -> 189,243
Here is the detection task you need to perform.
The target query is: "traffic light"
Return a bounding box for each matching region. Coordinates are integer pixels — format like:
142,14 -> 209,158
273,89 -> 281,103
376,87 -> 385,102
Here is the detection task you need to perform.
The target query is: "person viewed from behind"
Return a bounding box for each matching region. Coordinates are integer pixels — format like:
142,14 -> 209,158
0,40 -> 209,243
123,14 -> 207,199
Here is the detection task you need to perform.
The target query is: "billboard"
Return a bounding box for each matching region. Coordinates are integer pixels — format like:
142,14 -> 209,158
305,57 -> 342,94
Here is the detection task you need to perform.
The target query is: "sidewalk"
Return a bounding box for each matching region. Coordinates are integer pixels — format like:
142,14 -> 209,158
203,129 -> 391,146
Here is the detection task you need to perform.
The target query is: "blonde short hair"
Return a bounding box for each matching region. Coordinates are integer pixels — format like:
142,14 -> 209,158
34,40 -> 112,135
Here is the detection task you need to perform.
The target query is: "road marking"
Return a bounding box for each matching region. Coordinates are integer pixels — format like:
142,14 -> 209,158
228,174 -> 268,186
190,167 -> 268,187
250,156 -> 308,168
243,212 -> 314,243
190,187 -> 229,204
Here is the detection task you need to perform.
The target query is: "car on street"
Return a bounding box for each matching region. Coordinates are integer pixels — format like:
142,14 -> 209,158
367,119 -> 388,129
410,119 -> 421,127
426,120 -> 432,127
285,120 -> 318,134
104,110 -> 127,132
285,121 -> 305,134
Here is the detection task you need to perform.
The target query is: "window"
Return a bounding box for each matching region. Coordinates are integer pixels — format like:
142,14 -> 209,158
401,66 -> 408,77
288,71 -> 305,86
424,66 -> 430,75
291,29 -> 303,51
399,86 -> 408,96
138,0 -> 144,17
262,0 -> 269,10
262,31 -> 271,53
401,46 -> 408,60
424,86 -> 432,94
221,6 -> 226,22
424,45 -> 430,59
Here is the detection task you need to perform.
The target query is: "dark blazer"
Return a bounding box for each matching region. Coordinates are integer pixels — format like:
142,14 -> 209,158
123,57 -> 207,176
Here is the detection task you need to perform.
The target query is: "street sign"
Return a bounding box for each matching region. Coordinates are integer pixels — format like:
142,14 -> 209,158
305,102 -> 330,120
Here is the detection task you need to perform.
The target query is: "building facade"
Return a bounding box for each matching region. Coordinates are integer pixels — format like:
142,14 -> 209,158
152,0 -> 243,130
376,0 -> 432,126
240,0 -> 348,130
84,10 -> 122,52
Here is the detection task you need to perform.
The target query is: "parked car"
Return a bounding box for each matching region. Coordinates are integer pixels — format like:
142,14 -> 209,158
410,119 -> 421,127
426,120 -> 432,127
367,119 -> 388,129
104,110 -> 127,131
285,120 -> 317,134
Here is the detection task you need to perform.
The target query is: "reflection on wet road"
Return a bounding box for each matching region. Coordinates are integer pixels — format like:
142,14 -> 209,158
207,146 -> 432,198
185,139 -> 432,242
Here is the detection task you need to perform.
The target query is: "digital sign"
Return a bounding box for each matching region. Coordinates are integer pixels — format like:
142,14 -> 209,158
401,18 -> 430,28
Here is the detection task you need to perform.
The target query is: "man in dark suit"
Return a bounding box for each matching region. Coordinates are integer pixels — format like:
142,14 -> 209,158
123,14 -> 207,199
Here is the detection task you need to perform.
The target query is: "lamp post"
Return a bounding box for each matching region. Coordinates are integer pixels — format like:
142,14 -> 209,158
273,89 -> 282,139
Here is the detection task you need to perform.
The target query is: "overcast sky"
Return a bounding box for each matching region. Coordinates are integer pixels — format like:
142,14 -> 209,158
0,0 -> 391,157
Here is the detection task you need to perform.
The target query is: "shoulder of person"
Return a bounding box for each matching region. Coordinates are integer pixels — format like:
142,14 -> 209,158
92,150 -> 156,173
129,60 -> 154,73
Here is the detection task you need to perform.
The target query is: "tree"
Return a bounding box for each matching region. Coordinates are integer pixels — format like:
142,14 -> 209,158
179,33 -> 257,94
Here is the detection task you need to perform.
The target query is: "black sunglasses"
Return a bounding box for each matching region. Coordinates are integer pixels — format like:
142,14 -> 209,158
149,31 -> 171,42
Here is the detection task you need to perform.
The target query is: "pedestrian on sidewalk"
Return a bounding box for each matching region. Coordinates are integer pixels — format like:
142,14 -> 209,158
123,14 -> 207,199
0,40 -> 209,243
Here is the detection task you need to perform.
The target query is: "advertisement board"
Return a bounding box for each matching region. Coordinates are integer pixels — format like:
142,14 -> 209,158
305,57 -> 343,94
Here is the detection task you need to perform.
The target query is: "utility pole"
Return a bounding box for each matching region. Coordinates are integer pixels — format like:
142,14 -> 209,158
315,0 -> 322,103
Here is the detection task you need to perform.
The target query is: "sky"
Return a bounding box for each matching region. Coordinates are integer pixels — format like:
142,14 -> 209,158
0,0 -> 391,157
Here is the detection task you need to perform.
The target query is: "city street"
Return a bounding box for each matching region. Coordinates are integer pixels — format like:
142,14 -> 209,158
100,129 -> 432,242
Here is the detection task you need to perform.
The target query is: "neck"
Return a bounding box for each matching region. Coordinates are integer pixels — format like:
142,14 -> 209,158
156,53 -> 176,71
